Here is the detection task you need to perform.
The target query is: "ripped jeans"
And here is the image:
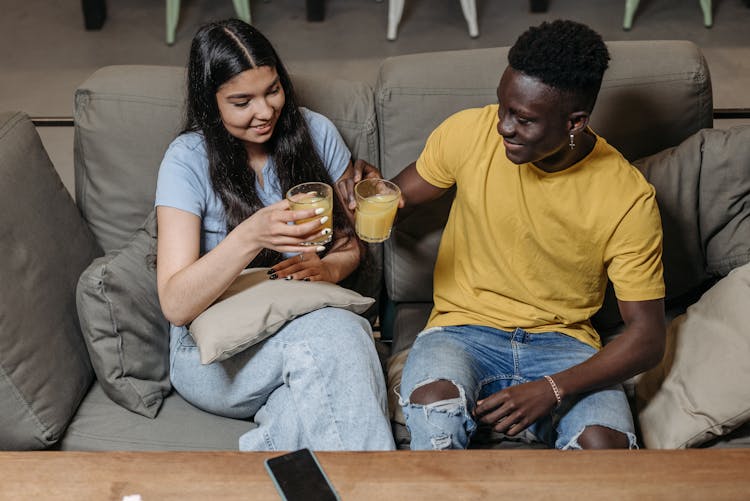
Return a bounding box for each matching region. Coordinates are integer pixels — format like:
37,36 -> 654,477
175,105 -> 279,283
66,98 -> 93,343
399,325 -> 636,450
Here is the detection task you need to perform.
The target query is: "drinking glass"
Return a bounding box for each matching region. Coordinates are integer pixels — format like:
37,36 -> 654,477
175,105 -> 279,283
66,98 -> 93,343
286,182 -> 333,246
354,179 -> 400,243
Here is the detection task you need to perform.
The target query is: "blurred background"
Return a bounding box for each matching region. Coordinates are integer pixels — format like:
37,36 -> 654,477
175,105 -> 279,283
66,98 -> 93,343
1,0 -> 748,196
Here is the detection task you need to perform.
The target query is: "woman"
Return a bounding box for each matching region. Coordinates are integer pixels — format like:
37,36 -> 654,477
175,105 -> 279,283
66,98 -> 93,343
154,19 -> 394,451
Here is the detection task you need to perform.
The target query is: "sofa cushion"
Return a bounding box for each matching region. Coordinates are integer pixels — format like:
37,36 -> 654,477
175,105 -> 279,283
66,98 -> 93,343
596,125 -> 750,328
636,125 -> 750,286
59,382 -> 251,451
190,268 -> 375,364
636,262 -> 750,449
692,126 -> 750,276
76,210 -> 170,418
0,111 -> 102,449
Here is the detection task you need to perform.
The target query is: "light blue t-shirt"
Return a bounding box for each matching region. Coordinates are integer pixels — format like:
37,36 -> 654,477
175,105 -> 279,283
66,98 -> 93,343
155,108 -> 350,255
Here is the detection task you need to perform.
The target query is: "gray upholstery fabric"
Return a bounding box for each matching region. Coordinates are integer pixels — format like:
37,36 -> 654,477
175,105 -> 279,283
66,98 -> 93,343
0,112 -> 102,449
76,210 -> 170,418
59,383 -> 251,451
376,41 -> 713,318
691,127 -> 750,276
74,66 -> 184,254
636,126 -> 750,284
584,126 -> 750,331
74,65 -> 378,253
389,302 -> 432,356
290,73 -> 379,165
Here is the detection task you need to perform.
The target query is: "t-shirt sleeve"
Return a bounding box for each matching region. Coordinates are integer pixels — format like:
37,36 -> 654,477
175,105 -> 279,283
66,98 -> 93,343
605,187 -> 666,301
305,109 -> 351,182
154,136 -> 207,218
415,113 -> 464,188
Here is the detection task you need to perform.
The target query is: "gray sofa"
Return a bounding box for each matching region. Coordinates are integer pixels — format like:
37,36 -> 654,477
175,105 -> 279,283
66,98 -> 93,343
1,40 -> 749,451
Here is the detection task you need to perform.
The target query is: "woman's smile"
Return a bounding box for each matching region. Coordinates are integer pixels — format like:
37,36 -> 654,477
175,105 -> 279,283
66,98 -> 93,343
251,121 -> 273,135
215,66 -> 286,147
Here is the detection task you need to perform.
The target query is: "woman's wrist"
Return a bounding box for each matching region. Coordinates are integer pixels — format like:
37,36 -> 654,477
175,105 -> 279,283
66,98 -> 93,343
227,223 -> 263,264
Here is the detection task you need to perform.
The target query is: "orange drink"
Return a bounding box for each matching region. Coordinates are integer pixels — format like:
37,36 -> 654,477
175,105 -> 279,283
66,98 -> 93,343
354,179 -> 400,243
286,182 -> 333,246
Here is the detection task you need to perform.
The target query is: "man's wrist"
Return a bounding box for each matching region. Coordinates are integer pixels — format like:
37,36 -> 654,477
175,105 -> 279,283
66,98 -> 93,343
543,375 -> 563,407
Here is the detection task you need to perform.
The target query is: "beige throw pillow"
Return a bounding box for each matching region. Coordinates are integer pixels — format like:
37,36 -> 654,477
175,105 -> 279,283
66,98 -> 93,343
636,262 -> 750,449
189,268 -> 375,364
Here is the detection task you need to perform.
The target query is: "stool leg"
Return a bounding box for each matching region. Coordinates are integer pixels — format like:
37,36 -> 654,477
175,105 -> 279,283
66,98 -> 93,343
459,0 -> 479,38
233,0 -> 251,24
166,0 -> 180,45
699,0 -> 712,27
623,0 -> 640,30
387,0 -> 404,40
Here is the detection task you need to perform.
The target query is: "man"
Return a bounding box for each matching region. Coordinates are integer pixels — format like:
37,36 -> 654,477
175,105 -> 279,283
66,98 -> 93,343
391,20 -> 666,450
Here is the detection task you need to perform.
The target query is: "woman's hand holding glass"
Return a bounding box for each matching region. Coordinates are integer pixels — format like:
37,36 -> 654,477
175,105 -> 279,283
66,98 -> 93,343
239,198 -> 331,255
286,182 -> 333,246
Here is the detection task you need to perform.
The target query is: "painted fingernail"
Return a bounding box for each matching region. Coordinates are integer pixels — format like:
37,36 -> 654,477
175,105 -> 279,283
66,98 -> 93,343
284,275 -> 293,281
268,273 -> 278,280
266,268 -> 275,275
321,228 -> 332,235
316,246 -> 325,252
303,277 -> 311,281
319,216 -> 329,224
315,208 -> 325,215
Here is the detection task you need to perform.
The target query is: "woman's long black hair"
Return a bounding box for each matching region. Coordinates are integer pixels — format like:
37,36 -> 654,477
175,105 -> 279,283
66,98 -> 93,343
183,19 -> 356,268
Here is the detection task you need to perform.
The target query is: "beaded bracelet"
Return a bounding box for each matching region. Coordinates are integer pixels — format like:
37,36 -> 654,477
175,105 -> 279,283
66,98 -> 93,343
544,375 -> 562,407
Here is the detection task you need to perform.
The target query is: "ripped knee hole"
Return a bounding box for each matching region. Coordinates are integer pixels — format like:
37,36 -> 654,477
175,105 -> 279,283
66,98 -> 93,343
409,380 -> 461,405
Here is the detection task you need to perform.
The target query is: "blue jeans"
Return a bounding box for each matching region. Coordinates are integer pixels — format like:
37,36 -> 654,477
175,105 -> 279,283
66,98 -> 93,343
170,307 -> 395,451
399,325 -> 636,450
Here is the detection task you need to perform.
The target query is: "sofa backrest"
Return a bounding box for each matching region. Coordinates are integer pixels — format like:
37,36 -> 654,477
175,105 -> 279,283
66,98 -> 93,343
375,40 -> 713,306
74,65 -> 378,253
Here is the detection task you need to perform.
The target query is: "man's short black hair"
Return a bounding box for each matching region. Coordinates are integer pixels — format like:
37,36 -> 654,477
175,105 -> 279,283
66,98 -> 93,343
508,20 -> 610,112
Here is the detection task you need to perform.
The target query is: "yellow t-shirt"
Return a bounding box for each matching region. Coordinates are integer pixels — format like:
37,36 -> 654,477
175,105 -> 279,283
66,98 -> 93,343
416,105 -> 665,349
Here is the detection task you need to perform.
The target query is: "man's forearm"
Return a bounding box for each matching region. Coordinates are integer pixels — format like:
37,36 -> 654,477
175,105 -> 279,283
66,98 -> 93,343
548,299 -> 666,400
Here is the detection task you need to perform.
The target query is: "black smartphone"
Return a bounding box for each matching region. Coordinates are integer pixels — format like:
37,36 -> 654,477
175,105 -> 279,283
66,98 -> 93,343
264,448 -> 340,501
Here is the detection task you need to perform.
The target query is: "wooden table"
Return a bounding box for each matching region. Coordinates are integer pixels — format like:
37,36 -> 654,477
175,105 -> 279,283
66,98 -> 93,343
1,449 -> 749,500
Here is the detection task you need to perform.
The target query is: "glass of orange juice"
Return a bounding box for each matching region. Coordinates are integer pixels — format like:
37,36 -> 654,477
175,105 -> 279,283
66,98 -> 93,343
354,179 -> 401,243
286,182 -> 333,246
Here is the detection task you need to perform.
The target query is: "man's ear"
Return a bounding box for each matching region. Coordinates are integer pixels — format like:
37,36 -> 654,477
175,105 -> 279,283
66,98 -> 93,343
567,111 -> 590,135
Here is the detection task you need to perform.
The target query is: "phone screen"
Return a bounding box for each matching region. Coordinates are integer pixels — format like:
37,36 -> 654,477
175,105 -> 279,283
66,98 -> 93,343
265,448 -> 340,501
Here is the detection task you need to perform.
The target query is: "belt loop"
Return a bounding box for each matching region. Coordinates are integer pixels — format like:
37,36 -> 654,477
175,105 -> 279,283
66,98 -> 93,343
512,327 -> 529,344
